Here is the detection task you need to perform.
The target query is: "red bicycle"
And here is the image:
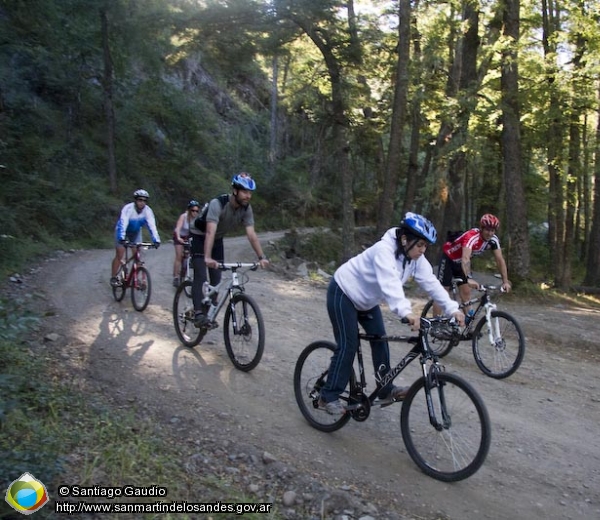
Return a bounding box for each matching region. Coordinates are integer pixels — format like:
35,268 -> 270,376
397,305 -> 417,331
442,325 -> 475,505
112,242 -> 158,311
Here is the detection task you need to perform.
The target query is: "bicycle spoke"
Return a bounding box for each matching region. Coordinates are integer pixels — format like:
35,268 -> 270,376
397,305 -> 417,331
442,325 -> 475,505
293,342 -> 351,432
173,281 -> 204,347
131,266 -> 151,311
473,311 -> 525,378
224,294 -> 264,371
401,373 -> 490,482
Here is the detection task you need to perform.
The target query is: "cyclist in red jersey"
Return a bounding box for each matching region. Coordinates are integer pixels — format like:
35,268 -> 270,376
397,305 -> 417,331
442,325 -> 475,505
436,214 -> 511,312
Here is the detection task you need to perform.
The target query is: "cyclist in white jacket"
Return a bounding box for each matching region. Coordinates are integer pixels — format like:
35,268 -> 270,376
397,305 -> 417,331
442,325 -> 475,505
110,189 -> 161,287
319,212 -> 465,415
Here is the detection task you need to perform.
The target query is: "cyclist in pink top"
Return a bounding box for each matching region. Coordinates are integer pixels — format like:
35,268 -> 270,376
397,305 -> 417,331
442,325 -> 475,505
437,214 -> 512,310
172,200 -> 200,287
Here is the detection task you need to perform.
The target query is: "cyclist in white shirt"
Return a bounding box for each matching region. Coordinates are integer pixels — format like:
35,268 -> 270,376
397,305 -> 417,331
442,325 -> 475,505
110,189 -> 161,287
318,212 -> 465,415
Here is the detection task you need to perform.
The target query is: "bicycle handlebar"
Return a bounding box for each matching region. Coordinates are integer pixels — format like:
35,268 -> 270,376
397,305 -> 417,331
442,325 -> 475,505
218,262 -> 259,271
477,284 -> 504,293
123,241 -> 158,249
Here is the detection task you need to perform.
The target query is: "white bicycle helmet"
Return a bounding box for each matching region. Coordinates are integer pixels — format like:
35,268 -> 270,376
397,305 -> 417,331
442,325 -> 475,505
133,189 -> 149,199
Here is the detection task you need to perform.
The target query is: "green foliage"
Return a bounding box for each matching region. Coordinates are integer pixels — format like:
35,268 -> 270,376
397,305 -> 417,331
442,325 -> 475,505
0,0 -> 598,288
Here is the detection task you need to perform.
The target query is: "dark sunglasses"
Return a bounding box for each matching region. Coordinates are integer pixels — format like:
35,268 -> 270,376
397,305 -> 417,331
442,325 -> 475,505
135,197 -> 148,202
190,209 -> 199,213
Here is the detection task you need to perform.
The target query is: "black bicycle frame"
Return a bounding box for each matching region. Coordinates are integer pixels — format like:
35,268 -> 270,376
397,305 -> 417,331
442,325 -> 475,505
354,333 -> 421,403
351,330 -> 450,430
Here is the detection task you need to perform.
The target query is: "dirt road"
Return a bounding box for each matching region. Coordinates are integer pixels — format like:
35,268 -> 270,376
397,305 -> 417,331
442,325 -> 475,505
29,233 -> 600,519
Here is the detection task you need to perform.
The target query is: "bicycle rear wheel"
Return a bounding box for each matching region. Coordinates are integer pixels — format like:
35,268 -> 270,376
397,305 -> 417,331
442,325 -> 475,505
112,266 -> 127,302
421,300 -> 457,357
400,372 -> 491,482
223,293 -> 264,371
131,266 -> 151,311
173,281 -> 204,347
472,310 -> 525,379
293,341 -> 352,432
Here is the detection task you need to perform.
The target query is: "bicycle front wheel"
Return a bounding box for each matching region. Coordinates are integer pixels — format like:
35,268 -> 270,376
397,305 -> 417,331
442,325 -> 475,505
223,293 -> 264,371
131,266 -> 151,311
293,341 -> 352,432
180,258 -> 193,297
112,266 -> 127,302
472,310 -> 525,379
400,372 -> 491,482
421,300 -> 456,357
173,281 -> 204,347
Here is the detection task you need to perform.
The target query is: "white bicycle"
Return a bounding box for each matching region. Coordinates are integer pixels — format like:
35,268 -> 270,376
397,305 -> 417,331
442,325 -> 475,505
172,262 -> 265,372
421,279 -> 525,378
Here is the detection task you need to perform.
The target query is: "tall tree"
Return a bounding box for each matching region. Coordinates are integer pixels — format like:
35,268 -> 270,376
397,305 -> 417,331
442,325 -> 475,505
500,0 -> 530,280
583,83 -> 600,287
100,4 -> 118,194
280,0 -> 363,260
542,0 -> 567,286
376,0 -> 411,235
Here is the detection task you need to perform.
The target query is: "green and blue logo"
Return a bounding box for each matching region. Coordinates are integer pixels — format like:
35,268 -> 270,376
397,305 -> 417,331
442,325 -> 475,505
5,472 -> 49,515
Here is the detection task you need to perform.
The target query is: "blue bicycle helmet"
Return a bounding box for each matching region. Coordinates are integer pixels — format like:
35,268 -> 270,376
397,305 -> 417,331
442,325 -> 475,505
399,212 -> 437,244
187,200 -> 200,209
231,172 -> 256,191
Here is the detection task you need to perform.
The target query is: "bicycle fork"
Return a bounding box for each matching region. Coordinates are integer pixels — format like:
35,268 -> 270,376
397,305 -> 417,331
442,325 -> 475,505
484,302 -> 502,347
421,362 -> 451,431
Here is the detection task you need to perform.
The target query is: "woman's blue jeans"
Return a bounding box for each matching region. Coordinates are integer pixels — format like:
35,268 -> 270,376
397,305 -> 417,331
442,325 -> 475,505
321,278 -> 393,403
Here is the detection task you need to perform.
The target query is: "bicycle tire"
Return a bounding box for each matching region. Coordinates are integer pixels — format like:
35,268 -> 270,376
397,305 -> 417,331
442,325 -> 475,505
472,310 -> 525,379
421,300 -> 456,357
293,341 -> 353,432
400,372 -> 491,482
112,266 -> 127,302
131,266 -> 151,311
179,258 -> 193,297
173,281 -> 205,347
223,293 -> 265,371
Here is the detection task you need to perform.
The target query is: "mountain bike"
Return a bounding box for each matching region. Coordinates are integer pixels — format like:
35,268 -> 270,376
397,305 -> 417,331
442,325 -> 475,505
294,317 -> 491,482
178,241 -> 193,297
172,262 -> 265,371
112,242 -> 158,312
421,280 -> 525,379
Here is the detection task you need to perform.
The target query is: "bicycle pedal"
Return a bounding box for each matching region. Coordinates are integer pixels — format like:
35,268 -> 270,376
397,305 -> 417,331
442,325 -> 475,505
376,397 -> 398,408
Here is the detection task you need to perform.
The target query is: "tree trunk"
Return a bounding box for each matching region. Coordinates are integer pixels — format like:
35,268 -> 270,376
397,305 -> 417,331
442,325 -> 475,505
500,0 -> 530,282
542,0 -> 566,286
403,4 -> 422,216
290,13 -> 356,260
583,85 -> 600,286
584,154 -> 600,285
441,1 -> 480,235
268,54 -> 278,179
376,0 -> 411,236
100,6 -> 118,195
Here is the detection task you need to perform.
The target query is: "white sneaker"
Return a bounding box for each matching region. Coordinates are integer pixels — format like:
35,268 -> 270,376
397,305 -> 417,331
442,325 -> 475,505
318,398 -> 346,415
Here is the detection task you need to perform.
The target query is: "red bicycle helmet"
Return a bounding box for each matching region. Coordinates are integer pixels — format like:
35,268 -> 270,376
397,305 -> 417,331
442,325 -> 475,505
480,214 -> 500,229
